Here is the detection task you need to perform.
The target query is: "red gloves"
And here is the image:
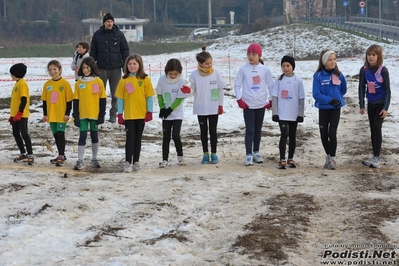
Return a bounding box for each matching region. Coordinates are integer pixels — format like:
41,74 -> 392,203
237,98 -> 249,109
8,117 -> 13,125
180,85 -> 191,94
144,112 -> 153,123
117,114 -> 125,125
218,105 -> 223,115
13,111 -> 23,122
264,100 -> 272,109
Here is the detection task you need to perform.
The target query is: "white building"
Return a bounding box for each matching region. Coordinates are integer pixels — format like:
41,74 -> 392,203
82,16 -> 149,43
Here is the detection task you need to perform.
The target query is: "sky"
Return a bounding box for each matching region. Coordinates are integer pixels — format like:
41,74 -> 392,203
0,24 -> 398,265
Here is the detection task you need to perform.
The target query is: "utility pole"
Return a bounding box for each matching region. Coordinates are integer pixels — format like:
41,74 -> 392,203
208,0 -> 212,36
3,0 -> 6,20
154,0 -> 156,23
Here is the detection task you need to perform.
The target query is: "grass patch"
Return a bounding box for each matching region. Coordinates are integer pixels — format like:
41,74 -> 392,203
0,41 -> 214,58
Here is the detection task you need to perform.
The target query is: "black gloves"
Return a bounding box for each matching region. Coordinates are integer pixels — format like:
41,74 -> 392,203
159,108 -> 165,119
160,107 -> 173,119
272,115 -> 279,122
297,116 -> 304,123
329,98 -> 341,107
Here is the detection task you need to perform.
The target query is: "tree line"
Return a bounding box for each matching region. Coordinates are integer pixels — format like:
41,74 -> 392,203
0,0 -> 393,45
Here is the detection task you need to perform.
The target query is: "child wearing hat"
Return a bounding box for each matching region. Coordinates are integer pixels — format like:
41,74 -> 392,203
312,50 -> 347,170
234,43 -> 274,166
271,55 -> 305,169
9,63 -> 34,165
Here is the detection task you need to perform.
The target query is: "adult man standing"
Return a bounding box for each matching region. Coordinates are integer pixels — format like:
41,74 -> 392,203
90,13 -> 130,123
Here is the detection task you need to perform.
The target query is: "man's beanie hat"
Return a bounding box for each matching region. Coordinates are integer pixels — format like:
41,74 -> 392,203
281,55 -> 296,70
103,13 -> 115,23
247,43 -> 262,56
10,63 -> 27,78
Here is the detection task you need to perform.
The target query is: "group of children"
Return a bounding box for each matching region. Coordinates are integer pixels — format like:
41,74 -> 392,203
8,43 -> 391,171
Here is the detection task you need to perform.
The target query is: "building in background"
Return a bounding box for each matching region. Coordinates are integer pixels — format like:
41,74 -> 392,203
82,16 -> 149,43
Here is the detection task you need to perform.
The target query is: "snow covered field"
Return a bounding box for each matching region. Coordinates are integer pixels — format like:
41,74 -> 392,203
0,24 -> 398,265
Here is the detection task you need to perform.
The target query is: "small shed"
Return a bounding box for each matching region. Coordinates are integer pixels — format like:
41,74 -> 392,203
215,17 -> 227,25
82,16 -> 149,43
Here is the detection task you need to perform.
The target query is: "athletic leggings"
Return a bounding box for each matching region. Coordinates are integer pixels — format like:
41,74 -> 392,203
54,132 -> 66,155
12,118 -> 33,155
318,108 -> 341,157
367,103 -> 384,157
162,119 -> 183,161
243,108 -> 265,155
278,120 -> 298,160
197,115 -> 218,154
124,119 -> 145,164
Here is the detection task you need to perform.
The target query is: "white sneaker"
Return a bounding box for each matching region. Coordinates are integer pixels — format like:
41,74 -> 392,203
329,159 -> 337,170
323,155 -> 331,169
362,157 -> 373,167
245,154 -> 253,166
177,156 -> 186,166
253,152 -> 263,163
124,161 -> 132,173
159,160 -> 168,168
370,156 -> 381,169
133,162 -> 141,172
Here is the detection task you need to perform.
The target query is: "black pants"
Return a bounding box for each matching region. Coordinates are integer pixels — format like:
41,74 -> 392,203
318,109 -> 341,157
197,115 -> 218,154
278,120 -> 298,160
12,118 -> 33,155
125,119 -> 145,164
367,103 -> 384,157
162,120 -> 183,160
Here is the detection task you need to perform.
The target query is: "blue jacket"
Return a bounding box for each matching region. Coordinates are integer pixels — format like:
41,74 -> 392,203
90,25 -> 130,70
312,68 -> 347,110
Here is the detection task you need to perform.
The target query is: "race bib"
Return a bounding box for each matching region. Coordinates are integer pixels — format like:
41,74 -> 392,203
92,83 -> 100,93
50,91 -> 58,103
252,75 -> 260,84
125,83 -> 134,94
211,88 -> 219,101
332,74 -> 341,85
164,92 -> 171,104
281,90 -> 289,99
367,82 -> 376,93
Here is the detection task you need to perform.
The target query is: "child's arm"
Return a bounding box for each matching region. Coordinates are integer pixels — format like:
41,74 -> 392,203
13,96 -> 27,122
381,67 -> 391,112
72,99 -> 80,127
144,96 -> 153,123
297,98 -> 305,122
98,98 -> 106,124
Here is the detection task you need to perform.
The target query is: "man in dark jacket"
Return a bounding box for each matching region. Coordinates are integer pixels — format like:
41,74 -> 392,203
90,13 -> 130,123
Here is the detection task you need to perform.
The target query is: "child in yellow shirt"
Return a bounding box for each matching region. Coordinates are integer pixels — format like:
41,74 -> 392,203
9,63 -> 34,165
115,54 -> 155,173
41,60 -> 74,166
72,57 -> 106,170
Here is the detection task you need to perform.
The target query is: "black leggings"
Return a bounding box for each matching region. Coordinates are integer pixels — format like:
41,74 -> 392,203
54,132 -> 66,155
318,109 -> 341,157
197,115 -> 218,154
12,118 -> 33,155
124,119 -> 145,164
162,120 -> 183,160
278,120 -> 298,160
367,103 -> 384,157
